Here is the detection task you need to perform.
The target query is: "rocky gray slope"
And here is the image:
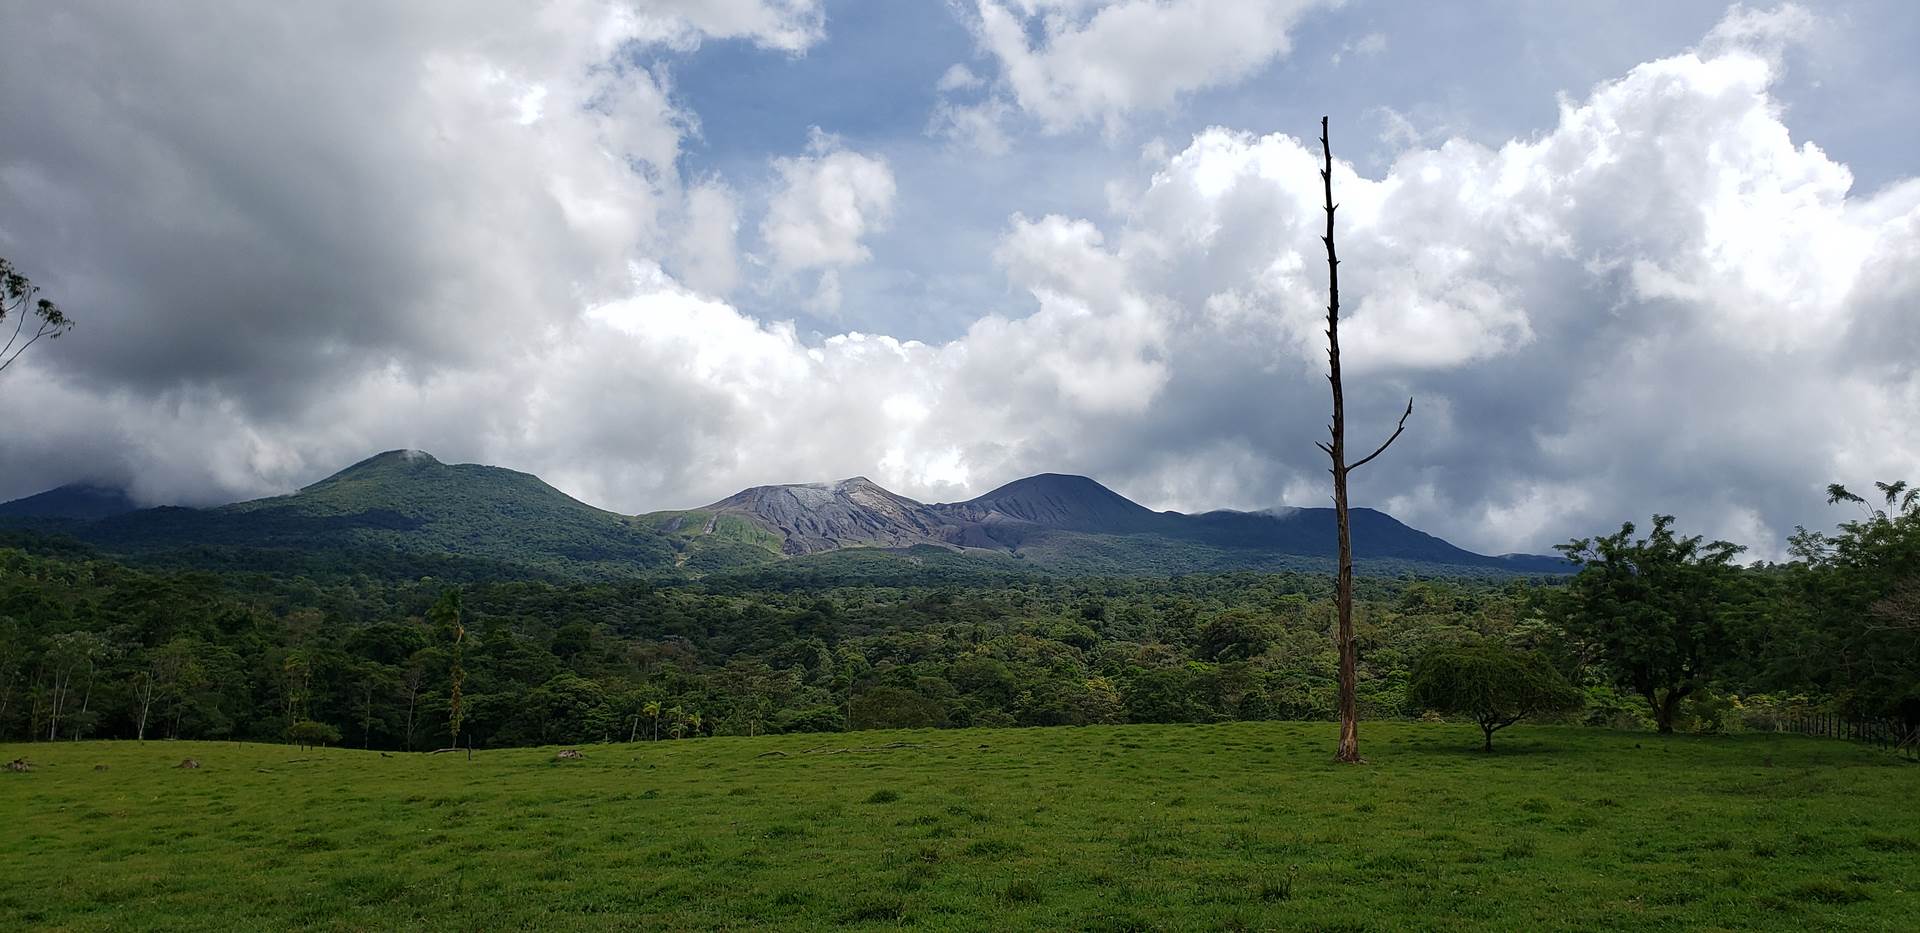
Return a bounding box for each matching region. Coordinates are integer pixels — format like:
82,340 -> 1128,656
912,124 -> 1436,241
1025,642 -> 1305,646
695,477 -> 958,554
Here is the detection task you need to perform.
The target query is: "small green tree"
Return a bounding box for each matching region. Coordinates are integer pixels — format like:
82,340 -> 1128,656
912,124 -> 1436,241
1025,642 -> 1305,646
1411,643 -> 1583,751
287,719 -> 343,750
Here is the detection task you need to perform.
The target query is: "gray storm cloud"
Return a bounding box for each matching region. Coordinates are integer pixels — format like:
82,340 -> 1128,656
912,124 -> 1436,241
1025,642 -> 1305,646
0,1 -> 1914,560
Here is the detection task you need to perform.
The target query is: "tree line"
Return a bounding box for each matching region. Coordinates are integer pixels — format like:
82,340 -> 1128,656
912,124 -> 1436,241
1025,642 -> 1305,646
0,479 -> 1911,752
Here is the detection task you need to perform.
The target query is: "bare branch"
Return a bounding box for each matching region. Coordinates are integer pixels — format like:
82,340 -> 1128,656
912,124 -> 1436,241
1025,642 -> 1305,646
0,299 -> 26,360
1347,397 -> 1414,473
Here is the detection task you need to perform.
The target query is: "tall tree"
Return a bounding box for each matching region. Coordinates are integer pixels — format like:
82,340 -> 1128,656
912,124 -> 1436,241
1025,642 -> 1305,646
0,256 -> 73,377
41,632 -> 105,741
398,650 -> 431,751
429,590 -> 467,750
1553,515 -> 1743,733
134,640 -> 198,741
1314,117 -> 1413,763
1785,481 -> 1920,728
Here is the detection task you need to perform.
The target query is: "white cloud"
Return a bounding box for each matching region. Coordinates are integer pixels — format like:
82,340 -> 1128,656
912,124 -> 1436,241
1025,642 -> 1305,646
1332,31 -> 1387,65
1701,2 -> 1819,62
758,129 -> 897,310
928,98 -> 1015,156
623,0 -> 827,52
956,0 -> 1329,135
2,1 -> 1916,563
676,180 -> 742,295
761,130 -> 897,271
936,64 -> 984,93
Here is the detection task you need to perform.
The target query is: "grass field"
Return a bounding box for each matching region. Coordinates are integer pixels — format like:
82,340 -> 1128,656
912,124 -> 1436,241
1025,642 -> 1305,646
4,723 -> 1916,931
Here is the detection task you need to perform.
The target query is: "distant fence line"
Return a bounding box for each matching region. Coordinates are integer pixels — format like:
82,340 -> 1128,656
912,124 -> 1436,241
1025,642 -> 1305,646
1759,710 -> 1919,761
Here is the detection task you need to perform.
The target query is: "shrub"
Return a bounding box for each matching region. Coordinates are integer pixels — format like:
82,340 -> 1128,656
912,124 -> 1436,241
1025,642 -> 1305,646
287,719 -> 343,750
1411,643 -> 1583,751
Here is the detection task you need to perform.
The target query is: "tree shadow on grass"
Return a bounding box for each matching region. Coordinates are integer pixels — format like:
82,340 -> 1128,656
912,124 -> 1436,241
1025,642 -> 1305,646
1412,741 -> 1564,759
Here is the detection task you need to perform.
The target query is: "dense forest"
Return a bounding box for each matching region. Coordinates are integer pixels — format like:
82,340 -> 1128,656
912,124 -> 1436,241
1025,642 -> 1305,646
1,483 -> 1913,750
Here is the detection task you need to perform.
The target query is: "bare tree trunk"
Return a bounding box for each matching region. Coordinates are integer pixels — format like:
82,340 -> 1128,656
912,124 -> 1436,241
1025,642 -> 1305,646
47,667 -> 70,741
0,660 -> 17,739
403,686 -> 419,752
1314,117 -> 1411,765
27,660 -> 48,741
135,671 -> 157,741
74,660 -> 95,741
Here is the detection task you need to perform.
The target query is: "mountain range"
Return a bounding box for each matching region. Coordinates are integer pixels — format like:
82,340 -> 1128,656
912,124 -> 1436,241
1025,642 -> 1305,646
0,450 -> 1566,580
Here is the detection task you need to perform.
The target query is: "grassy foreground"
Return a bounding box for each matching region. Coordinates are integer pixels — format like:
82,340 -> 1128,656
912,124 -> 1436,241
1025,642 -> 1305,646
4,724 -> 1916,931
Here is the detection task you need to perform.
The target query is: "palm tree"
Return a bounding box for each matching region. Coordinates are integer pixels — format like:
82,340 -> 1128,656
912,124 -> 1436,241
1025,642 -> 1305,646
643,699 -> 662,741
687,710 -> 703,739
666,705 -> 685,740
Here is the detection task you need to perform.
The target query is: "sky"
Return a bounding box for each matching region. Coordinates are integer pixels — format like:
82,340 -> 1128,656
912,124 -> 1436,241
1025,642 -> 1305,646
1,0 -> 1916,559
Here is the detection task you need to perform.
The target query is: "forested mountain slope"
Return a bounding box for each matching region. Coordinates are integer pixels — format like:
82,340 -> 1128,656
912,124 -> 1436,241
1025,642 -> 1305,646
4,451 -> 1564,580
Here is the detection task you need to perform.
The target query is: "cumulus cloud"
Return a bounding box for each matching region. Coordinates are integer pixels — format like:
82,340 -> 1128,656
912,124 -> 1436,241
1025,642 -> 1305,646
1,2 -> 1915,563
1701,2 -> 1820,61
757,129 -> 896,310
950,0 -> 1329,135
675,180 -> 742,295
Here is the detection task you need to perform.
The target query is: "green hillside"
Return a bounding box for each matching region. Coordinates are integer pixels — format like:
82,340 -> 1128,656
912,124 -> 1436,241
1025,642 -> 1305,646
639,508 -> 787,571
4,725 -> 1914,930
80,450 -> 679,580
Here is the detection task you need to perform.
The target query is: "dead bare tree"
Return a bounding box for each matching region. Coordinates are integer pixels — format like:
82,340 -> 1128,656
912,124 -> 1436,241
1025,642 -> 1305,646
1313,117 -> 1412,763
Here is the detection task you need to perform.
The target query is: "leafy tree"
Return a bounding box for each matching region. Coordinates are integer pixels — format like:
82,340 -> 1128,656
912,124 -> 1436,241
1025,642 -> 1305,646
848,686 -> 946,730
1411,643 -> 1583,751
1784,481 -> 1920,727
133,639 -> 200,741
287,719 -> 343,750
0,256 -> 73,377
517,672 -> 614,744
40,632 -> 105,740
1194,610 -> 1273,662
772,705 -> 844,733
280,650 -> 313,728
1553,516 -> 1743,733
397,649 -> 434,751
355,661 -> 396,749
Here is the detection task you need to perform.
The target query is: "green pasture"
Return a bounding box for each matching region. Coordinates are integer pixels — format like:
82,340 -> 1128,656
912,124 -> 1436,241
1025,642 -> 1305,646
4,723 -> 1915,930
